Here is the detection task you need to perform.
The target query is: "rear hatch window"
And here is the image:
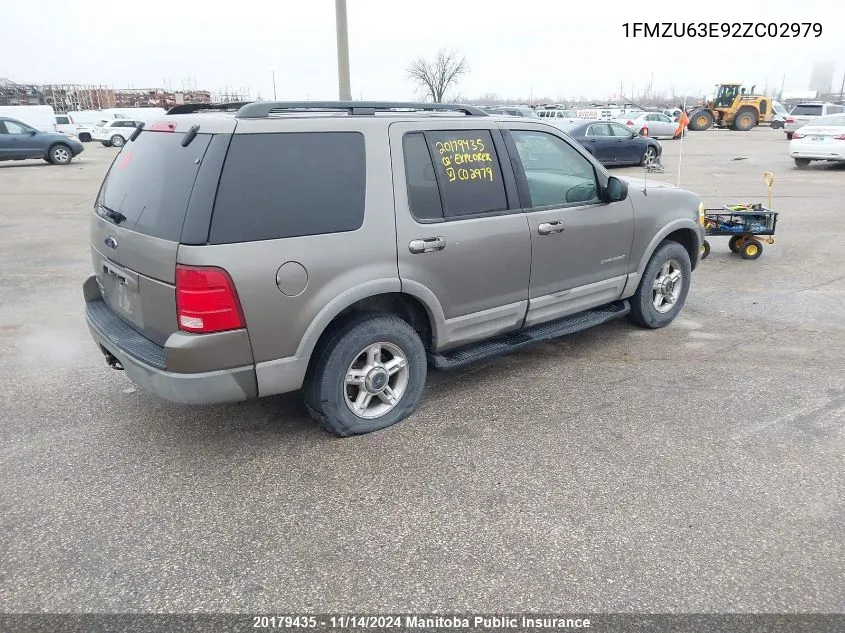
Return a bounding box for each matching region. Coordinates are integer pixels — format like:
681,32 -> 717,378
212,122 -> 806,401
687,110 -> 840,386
791,104 -> 823,117
95,130 -> 212,241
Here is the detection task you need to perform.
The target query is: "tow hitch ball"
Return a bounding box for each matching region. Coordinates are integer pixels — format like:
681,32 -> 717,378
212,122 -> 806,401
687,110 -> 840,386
105,351 -> 124,371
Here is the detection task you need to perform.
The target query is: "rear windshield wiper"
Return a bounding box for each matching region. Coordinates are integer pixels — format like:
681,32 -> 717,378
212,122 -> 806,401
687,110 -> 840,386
99,204 -> 126,225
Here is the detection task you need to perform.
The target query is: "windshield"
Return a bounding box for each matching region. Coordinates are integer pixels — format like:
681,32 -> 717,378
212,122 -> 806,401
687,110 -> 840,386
96,130 -> 212,241
809,114 -> 845,127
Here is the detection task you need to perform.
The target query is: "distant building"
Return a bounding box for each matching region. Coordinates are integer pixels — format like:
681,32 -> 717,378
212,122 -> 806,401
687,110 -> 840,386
809,62 -> 835,95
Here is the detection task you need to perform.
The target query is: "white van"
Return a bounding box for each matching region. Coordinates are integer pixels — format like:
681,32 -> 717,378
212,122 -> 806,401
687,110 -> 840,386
0,105 -> 57,132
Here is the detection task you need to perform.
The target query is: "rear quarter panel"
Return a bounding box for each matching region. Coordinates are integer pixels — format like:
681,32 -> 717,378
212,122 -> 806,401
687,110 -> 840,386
176,118 -> 398,365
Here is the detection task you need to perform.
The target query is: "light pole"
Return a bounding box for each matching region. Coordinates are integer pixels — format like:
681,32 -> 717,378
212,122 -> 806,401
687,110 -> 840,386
271,69 -> 277,100
335,0 -> 351,100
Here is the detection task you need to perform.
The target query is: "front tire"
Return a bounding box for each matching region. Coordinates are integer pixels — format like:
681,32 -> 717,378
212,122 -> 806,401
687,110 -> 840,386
110,134 -> 125,148
48,144 -> 73,165
733,107 -> 757,131
302,314 -> 427,437
688,108 -> 714,131
628,241 -> 692,329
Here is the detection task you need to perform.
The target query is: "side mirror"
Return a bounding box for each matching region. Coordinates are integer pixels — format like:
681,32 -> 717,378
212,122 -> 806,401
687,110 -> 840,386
29,130 -> 38,136
605,176 -> 628,202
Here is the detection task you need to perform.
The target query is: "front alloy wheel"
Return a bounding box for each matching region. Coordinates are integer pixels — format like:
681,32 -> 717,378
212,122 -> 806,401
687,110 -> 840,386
652,259 -> 684,313
628,240 -> 692,329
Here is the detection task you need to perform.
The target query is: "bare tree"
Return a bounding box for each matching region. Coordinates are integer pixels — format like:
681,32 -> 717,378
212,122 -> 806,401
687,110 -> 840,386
406,48 -> 469,103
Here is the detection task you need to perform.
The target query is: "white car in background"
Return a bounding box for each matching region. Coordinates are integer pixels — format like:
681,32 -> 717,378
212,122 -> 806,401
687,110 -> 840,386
91,119 -> 143,147
788,113 -> 845,168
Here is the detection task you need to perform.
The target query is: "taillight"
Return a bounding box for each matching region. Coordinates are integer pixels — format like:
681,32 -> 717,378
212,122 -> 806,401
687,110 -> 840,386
626,120 -> 634,126
175,265 -> 245,334
834,135 -> 845,140
148,121 -> 177,132
792,132 -> 804,139
785,117 -> 794,123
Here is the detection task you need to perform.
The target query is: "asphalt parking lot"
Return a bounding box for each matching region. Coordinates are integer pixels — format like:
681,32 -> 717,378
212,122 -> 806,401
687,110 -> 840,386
1,129 -> 843,613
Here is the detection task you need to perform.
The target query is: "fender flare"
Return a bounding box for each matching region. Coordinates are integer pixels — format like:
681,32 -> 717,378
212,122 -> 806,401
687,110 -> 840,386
293,278 -> 448,359
635,218 -> 703,275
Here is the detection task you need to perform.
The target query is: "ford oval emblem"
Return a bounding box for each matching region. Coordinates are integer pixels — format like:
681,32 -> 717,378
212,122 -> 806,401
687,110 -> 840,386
104,236 -> 118,249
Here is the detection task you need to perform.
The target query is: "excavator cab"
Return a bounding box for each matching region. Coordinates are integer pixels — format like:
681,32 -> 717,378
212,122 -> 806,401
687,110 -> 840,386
715,84 -> 740,108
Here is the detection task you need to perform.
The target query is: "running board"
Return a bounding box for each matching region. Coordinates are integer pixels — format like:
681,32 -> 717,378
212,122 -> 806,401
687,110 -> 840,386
430,300 -> 630,370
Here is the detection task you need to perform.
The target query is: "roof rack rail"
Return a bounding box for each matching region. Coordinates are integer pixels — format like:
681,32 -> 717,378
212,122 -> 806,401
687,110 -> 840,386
233,101 -> 489,118
166,101 -> 254,115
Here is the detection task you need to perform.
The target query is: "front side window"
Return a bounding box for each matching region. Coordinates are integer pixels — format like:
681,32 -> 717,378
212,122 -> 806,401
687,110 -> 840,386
511,130 -> 599,208
3,120 -> 31,134
610,123 -> 635,137
56,116 -> 70,125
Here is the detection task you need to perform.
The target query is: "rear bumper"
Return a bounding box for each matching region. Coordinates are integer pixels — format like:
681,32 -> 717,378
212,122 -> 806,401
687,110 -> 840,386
789,140 -> 845,161
84,280 -> 258,405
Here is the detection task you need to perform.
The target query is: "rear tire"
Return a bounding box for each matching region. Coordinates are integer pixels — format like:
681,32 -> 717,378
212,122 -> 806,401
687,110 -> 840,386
48,144 -> 73,165
688,109 -> 714,131
640,145 -> 658,166
110,134 -> 125,148
794,157 -> 810,169
628,241 -> 692,329
302,314 -> 427,437
771,120 -> 783,130
79,132 -> 92,142
733,107 -> 758,131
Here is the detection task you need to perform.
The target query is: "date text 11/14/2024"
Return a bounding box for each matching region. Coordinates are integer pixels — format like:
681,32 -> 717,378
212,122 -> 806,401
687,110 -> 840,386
435,138 -> 496,183
622,22 -> 822,38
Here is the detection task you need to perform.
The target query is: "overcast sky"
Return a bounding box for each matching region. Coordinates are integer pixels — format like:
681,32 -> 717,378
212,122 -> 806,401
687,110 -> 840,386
4,0 -> 843,102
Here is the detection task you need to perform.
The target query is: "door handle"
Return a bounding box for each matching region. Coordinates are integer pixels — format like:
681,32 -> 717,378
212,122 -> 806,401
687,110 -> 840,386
409,237 -> 446,254
538,221 -> 565,235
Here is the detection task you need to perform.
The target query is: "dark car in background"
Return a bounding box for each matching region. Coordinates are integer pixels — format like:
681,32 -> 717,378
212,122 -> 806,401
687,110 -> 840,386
0,117 -> 85,165
554,119 -> 661,167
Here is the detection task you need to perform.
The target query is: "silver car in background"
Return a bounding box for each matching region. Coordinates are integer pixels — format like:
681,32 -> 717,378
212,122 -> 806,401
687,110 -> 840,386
784,102 -> 845,139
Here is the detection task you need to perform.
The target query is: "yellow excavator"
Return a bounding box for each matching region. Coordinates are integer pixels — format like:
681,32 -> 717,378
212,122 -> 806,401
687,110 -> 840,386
688,83 -> 772,131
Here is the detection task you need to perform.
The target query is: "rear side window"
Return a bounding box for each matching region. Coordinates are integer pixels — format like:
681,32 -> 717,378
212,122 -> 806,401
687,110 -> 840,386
403,133 -> 443,221
210,132 -> 365,244
791,104 -> 823,116
424,130 -> 508,219
56,116 -> 70,125
96,130 -> 212,241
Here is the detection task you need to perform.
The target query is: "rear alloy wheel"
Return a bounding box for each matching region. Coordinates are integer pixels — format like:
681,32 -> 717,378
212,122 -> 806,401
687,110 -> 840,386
110,134 -> 125,148
48,144 -> 73,165
628,241 -> 692,329
794,158 -> 810,169
641,146 -> 658,167
303,314 -> 427,437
